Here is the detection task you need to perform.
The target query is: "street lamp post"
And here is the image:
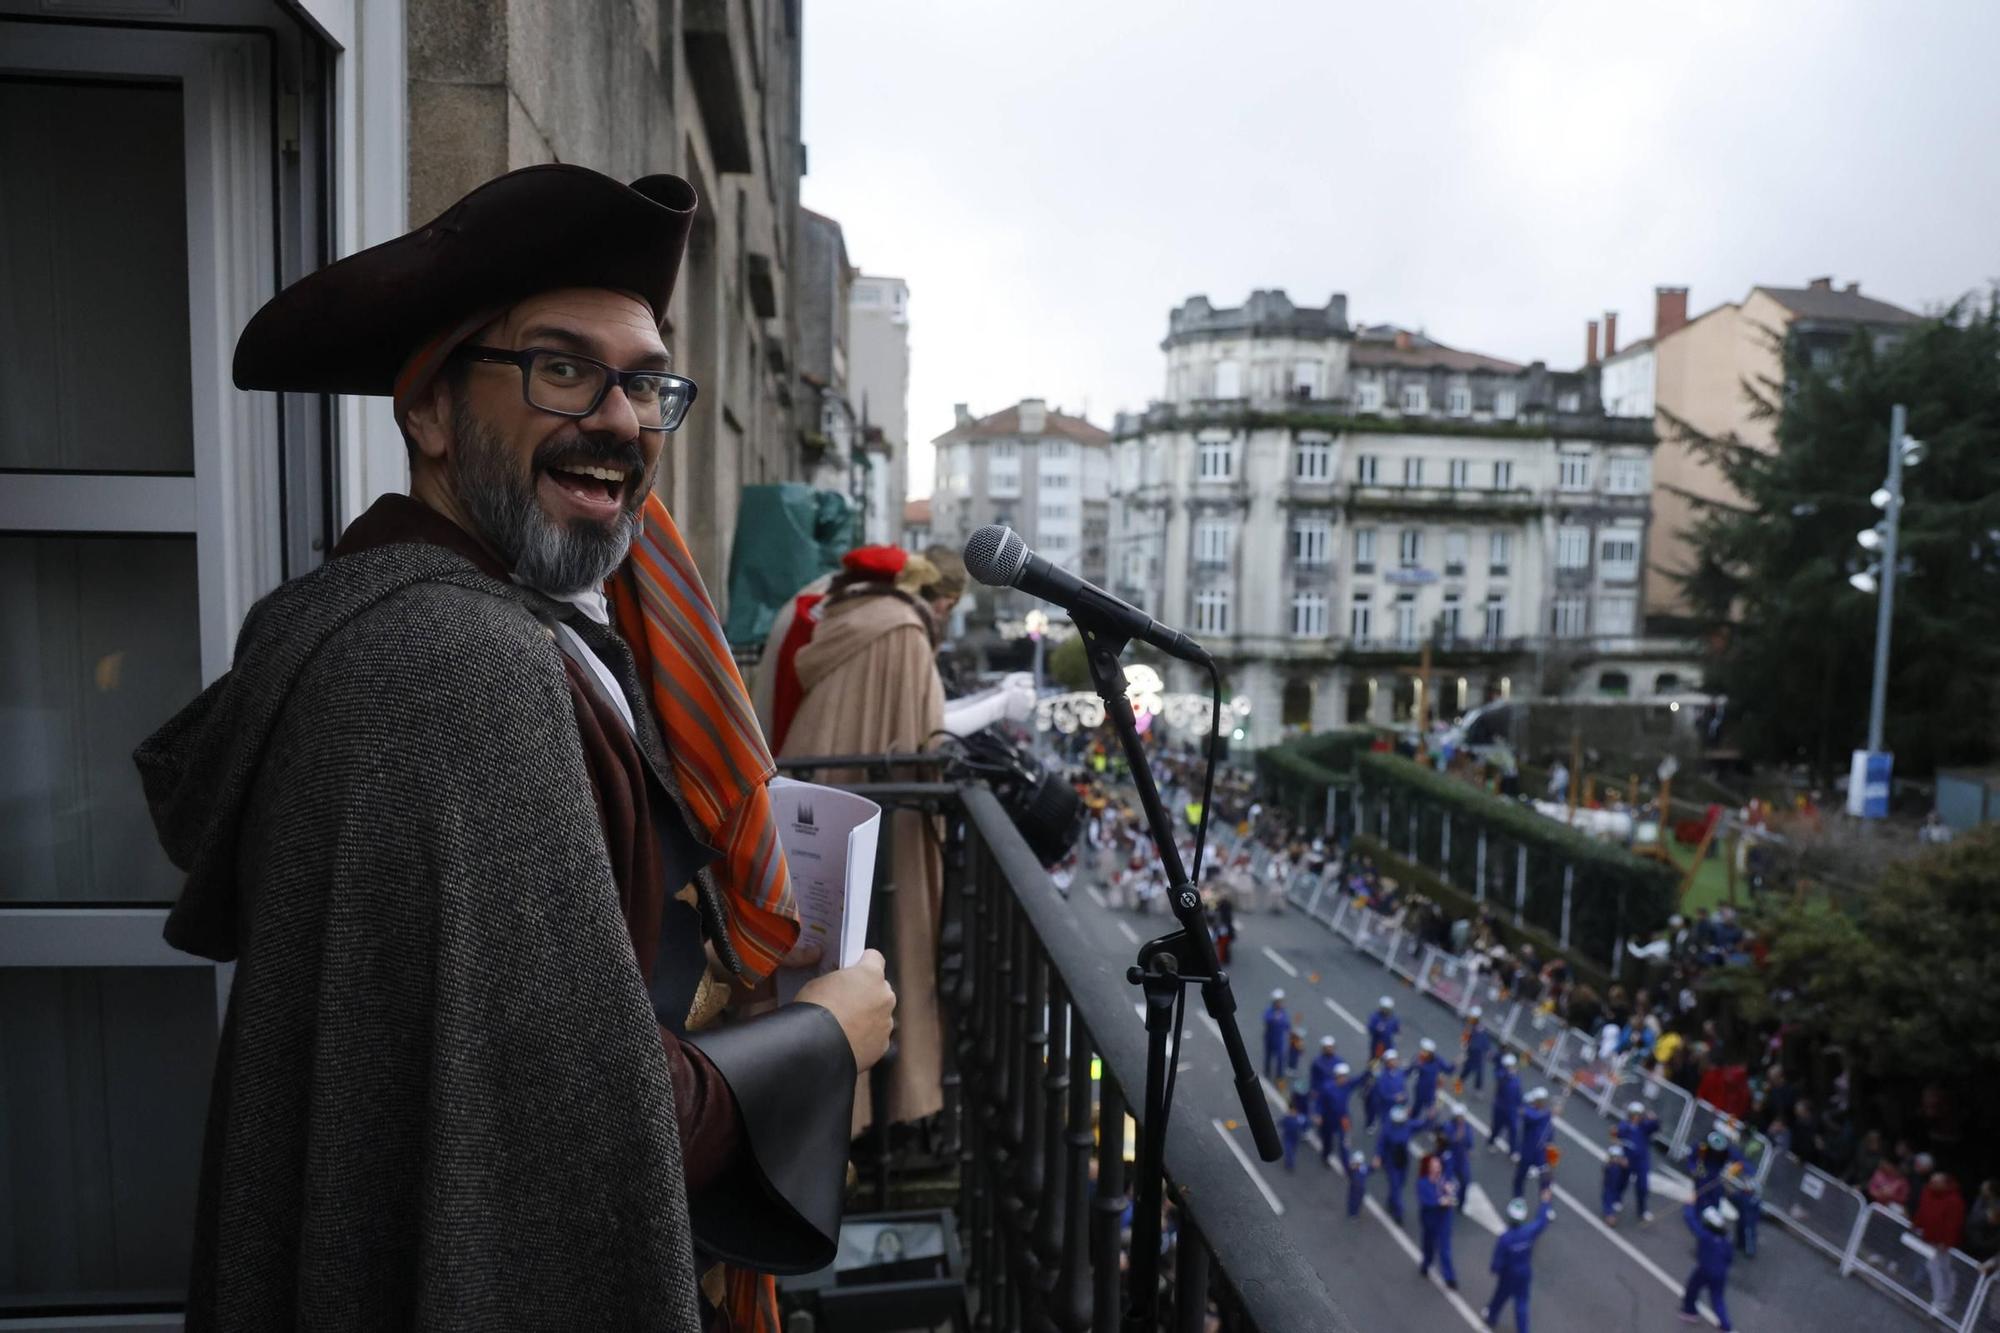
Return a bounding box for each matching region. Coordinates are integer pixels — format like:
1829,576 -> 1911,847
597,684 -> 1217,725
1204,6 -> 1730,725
1847,403 -> 1920,818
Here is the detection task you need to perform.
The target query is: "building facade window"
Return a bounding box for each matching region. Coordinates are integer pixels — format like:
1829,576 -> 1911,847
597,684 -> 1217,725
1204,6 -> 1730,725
1357,378 -> 1383,412
1349,593 -> 1372,640
1402,456 -> 1424,487
1552,595 -> 1588,637
1401,382 -> 1428,414
1492,459 -> 1514,490
1495,389 -> 1518,419
1448,458 -> 1469,489
1040,471 -> 1073,489
1439,591 -> 1462,641
1558,451 -> 1592,491
1197,438 -> 1236,481
990,461 -> 1021,497
1484,593 -> 1507,641
1556,525 -> 1590,569
1042,439 -> 1072,460
1489,530 -> 1512,574
994,439 -> 1018,459
1353,527 -> 1377,573
1394,592 -> 1419,645
1398,528 -> 1423,568
1294,435 -> 1332,481
1557,390 -> 1582,413
1291,591 -> 1327,638
1355,453 -> 1380,485
1444,529 -> 1469,577
1194,587 -> 1232,634
1607,456 -> 1648,494
1292,360 -> 1322,398
1212,360 -> 1242,399
1291,517 -> 1331,566
1597,594 -> 1636,635
1446,385 -> 1472,416
1193,516 -> 1235,566
1598,532 -> 1640,581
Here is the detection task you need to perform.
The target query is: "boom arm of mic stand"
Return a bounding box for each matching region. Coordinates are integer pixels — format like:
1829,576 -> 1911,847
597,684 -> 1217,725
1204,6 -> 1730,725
1076,624 -> 1281,1163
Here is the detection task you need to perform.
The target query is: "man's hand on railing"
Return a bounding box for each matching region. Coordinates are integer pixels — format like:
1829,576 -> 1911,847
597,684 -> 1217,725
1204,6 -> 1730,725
796,948 -> 898,1072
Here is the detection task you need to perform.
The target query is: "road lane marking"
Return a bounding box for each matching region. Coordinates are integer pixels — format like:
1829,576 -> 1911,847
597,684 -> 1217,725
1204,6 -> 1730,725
1212,1118 -> 1285,1215
1259,1077 -> 1288,1114
1461,1183 -> 1506,1237
1116,920 -> 1140,944
1085,884 -> 1108,909
1261,945 -> 1299,977
1323,995 -> 1365,1032
1360,1196 -> 1488,1330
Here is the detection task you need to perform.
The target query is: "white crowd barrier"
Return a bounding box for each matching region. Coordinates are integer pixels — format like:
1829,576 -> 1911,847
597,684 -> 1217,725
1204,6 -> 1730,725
1844,1202 -> 1986,1330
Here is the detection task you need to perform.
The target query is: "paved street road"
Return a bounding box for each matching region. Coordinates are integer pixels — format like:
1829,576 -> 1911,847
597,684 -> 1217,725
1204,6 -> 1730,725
1062,873 -> 1932,1333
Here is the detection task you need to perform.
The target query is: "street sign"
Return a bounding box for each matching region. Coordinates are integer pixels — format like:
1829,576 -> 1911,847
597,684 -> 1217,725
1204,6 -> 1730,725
1847,749 -> 1892,819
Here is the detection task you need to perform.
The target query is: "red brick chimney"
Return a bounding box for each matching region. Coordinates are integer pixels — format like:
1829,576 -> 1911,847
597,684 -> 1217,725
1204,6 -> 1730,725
1393,329 -> 1412,351
1603,311 -> 1619,358
1808,275 -> 1833,292
1654,287 -> 1689,339
1585,319 -> 1599,366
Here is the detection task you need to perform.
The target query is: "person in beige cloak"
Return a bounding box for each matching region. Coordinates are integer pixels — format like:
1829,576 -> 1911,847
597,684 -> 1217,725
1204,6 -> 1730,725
780,545 -> 1032,1133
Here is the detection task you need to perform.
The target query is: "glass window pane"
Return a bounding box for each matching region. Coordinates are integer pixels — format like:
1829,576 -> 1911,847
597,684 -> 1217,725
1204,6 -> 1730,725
0,77 -> 193,473
1,535 -> 200,902
0,965 -> 214,1304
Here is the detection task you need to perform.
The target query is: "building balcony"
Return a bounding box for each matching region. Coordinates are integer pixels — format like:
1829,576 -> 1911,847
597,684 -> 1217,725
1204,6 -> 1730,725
765,760 -> 1344,1331
1343,483 -> 1542,515
1343,634 -> 1532,660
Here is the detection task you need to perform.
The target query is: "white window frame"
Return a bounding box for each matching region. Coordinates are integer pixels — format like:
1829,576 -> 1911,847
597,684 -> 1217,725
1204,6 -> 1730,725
1444,529 -> 1469,576
1393,592 -> 1419,645
1557,525 -> 1591,570
1597,593 -> 1636,636
1197,437 -> 1237,482
1492,459 -> 1515,490
1402,456 -> 1423,488
1401,382 -> 1428,414
1349,594 -> 1373,641
1353,527 -> 1377,571
1558,451 -> 1593,492
1483,595 -> 1507,641
1398,528 -> 1423,568
1194,587 -> 1233,634
1356,378 -> 1384,412
1212,360 -> 1242,399
1439,592 -> 1462,641
1495,389 -> 1518,420
1489,530 -> 1512,574
1294,435 -> 1332,482
1552,595 -> 1588,637
1446,385 -> 1472,417
1355,454 -> 1380,485
1447,458 -> 1469,489
1607,456 -> 1648,494
1290,516 -> 1330,567
1194,516 -> 1235,566
1598,531 -> 1641,580
1291,591 -> 1327,638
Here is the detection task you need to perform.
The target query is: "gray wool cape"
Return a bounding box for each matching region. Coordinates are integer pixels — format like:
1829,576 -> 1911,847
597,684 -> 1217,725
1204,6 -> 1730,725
135,542 -> 836,1330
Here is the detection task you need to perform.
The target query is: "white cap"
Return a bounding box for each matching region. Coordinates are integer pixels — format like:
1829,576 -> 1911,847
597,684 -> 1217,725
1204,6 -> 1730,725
1719,1200 -> 1739,1223
1383,1048 -> 1400,1062
1627,1101 -> 1645,1115
1506,1198 -> 1531,1222
1321,1036 -> 1337,1049
1272,988 -> 1285,1001
1469,1005 -> 1483,1019
1527,1087 -> 1550,1103
1333,1062 -> 1351,1077
1700,1206 -> 1726,1230
1500,1053 -> 1518,1069
1419,1038 -> 1437,1054
1349,1150 -> 1367,1168
1608,1145 -> 1627,1160
1448,1100 -> 1466,1117
1379,996 -> 1395,1010
1390,1104 -> 1410,1124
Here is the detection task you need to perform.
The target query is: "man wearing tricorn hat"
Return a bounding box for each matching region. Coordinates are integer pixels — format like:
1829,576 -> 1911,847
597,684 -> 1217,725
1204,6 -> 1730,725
135,165 -> 895,1331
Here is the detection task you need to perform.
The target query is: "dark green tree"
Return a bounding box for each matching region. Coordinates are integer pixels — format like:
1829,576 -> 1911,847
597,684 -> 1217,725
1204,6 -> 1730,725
1674,292 -> 2000,782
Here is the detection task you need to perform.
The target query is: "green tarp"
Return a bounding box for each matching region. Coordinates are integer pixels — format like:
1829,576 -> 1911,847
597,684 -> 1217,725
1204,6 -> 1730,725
723,484 -> 858,647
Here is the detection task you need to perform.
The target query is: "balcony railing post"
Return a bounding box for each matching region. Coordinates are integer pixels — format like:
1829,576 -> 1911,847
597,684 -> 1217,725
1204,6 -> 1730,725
1091,1075 -> 1128,1333
1174,1213 -> 1211,1333
1032,973 -> 1070,1325
1054,1010 -> 1096,1333
938,809 -> 969,1157
1005,936 -> 1047,1320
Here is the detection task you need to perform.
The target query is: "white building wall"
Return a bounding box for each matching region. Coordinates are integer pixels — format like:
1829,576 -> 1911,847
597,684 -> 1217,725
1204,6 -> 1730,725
1601,348 -> 1656,418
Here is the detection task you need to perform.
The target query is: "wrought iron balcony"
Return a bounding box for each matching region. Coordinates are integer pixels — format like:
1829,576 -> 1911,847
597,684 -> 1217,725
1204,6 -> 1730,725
774,758 -> 1346,1331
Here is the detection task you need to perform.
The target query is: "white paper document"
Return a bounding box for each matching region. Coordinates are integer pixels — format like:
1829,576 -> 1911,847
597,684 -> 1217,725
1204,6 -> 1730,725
768,777 -> 882,1002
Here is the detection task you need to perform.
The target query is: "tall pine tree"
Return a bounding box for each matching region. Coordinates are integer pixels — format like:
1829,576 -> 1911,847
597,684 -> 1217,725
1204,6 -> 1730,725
1673,292 -> 2000,783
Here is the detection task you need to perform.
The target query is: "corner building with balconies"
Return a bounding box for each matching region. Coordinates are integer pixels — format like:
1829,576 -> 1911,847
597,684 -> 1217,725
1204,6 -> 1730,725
1112,290 -> 1689,749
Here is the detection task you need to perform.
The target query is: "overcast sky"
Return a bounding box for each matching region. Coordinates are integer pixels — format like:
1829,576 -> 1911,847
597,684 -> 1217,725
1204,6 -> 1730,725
800,0 -> 2000,499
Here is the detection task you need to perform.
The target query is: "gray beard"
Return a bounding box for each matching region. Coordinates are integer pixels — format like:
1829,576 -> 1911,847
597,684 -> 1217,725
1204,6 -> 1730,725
451,402 -> 642,596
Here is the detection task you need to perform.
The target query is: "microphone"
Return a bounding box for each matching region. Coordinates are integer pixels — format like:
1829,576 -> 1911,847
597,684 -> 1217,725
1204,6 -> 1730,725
962,525 -> 1212,667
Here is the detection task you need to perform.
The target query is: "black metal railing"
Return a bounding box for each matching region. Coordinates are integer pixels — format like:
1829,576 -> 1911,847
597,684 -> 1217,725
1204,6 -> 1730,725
774,758 -> 1347,1330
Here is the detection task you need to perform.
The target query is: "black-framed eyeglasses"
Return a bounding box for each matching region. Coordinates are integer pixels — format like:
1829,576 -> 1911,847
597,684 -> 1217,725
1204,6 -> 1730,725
456,344 -> 699,432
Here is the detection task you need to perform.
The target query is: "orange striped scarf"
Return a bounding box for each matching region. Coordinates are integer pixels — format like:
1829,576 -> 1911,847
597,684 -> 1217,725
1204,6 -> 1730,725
610,496 -> 795,1333
607,493 -> 801,980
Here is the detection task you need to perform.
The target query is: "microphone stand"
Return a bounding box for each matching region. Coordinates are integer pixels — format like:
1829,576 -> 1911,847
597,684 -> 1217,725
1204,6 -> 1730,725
1075,622 -> 1281,1332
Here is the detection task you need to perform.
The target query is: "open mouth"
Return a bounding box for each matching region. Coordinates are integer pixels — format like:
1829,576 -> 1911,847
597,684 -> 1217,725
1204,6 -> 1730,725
543,461 -> 633,510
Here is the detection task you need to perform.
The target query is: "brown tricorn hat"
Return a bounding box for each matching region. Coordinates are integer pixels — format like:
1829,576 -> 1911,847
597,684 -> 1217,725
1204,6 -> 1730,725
232,164 -> 697,396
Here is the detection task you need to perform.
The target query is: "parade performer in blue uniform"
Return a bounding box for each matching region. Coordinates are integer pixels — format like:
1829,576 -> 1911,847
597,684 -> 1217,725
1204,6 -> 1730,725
1485,1188 -> 1556,1333
1413,1037 -> 1457,1117
1366,1048 -> 1407,1131
1490,1053 -> 1523,1153
1461,1006 -> 1494,1093
1440,1101 -> 1476,1213
1727,1161 -> 1762,1257
1512,1087 -> 1553,1200
1319,1060 -> 1365,1168
1261,989 -> 1289,1081
1279,1090 -> 1309,1171
1680,1204 -> 1737,1329
1368,994 -> 1400,1058
1602,1145 -> 1630,1225
1616,1100 -> 1662,1223
1687,1130 -> 1740,1227
1347,1150 -> 1373,1218
1417,1153 -> 1461,1288
1308,1035 -> 1343,1104
1379,1102 -> 1417,1226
